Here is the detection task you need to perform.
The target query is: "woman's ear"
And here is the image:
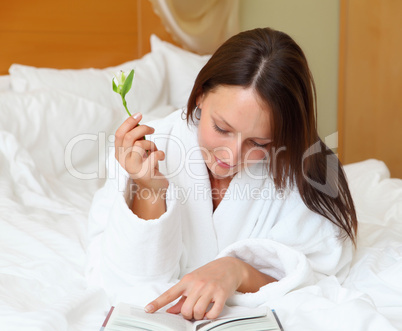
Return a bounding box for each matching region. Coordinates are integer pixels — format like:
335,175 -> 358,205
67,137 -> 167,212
196,92 -> 205,108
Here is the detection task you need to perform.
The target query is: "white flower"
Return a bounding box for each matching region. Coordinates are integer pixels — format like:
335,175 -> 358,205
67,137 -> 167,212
113,71 -> 127,91
112,69 -> 134,116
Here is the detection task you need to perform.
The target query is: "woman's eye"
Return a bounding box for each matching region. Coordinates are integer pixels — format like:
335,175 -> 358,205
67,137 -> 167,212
213,124 -> 228,134
250,140 -> 270,148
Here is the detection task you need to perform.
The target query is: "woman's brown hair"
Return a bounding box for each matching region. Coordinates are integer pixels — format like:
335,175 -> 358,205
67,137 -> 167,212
187,27 -> 357,245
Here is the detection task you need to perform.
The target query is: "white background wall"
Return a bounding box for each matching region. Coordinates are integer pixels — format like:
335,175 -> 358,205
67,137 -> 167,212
239,0 -> 339,140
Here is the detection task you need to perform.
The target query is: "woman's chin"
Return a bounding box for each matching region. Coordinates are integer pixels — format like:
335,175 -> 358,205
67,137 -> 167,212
208,164 -> 238,180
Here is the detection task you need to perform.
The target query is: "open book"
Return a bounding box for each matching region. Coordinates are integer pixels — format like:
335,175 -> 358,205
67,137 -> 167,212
101,302 -> 283,331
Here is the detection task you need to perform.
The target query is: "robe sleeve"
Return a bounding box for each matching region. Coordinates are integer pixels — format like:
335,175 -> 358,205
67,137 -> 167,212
216,189 -> 354,308
85,114 -> 185,296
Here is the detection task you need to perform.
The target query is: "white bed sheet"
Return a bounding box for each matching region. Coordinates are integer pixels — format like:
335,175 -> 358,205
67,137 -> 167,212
0,37 -> 401,331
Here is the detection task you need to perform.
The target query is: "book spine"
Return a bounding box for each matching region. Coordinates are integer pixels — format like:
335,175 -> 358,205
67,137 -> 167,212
272,309 -> 284,331
100,306 -> 115,331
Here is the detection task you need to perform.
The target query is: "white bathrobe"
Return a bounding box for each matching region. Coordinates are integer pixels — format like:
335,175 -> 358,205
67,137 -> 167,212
86,109 -> 353,308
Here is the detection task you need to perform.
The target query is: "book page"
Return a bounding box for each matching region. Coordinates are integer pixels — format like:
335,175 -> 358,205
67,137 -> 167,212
106,303 -> 280,331
197,315 -> 280,331
192,306 -> 276,331
106,303 -> 191,331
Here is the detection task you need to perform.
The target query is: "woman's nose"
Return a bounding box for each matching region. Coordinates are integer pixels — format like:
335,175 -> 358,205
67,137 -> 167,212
220,134 -> 242,165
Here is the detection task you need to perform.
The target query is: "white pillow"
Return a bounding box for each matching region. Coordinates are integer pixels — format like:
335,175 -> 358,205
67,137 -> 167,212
0,75 -> 10,91
8,51 -> 169,117
150,34 -> 211,109
0,86 -> 176,195
0,89 -> 118,179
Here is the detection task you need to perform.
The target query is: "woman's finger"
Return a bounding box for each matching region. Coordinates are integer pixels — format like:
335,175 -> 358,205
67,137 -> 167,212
145,284 -> 183,314
146,148 -> 164,167
180,291 -> 202,320
130,149 -> 165,177
121,124 -> 155,149
115,113 -> 143,147
133,139 -> 158,155
115,143 -> 147,174
166,296 -> 186,315
123,139 -> 158,163
192,294 -> 214,320
205,297 -> 226,320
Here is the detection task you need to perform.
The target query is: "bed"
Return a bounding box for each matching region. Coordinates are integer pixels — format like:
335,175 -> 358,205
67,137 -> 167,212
1,1 -> 401,330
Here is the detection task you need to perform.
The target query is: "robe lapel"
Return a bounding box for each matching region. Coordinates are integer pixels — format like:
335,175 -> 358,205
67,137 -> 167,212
168,121 -> 219,270
212,161 -> 271,251
164,117 -> 273,267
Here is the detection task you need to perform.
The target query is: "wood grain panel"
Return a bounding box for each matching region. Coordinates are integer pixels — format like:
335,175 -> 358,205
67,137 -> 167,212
0,0 -> 177,74
338,0 -> 402,178
0,0 -> 137,33
0,32 -> 139,70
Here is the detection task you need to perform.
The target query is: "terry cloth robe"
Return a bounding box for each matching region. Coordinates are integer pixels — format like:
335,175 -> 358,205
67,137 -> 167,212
86,109 -> 353,308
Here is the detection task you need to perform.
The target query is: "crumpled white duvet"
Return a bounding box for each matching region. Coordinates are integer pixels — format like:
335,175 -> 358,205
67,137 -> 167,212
0,84 -> 401,331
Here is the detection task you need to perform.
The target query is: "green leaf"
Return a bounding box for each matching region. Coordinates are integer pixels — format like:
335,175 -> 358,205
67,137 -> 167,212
120,69 -> 134,98
112,79 -> 118,93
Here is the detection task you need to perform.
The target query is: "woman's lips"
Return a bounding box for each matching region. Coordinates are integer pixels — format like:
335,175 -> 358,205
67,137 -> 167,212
215,156 -> 235,169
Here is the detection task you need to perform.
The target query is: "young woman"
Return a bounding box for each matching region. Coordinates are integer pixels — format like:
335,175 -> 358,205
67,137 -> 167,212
87,27 -> 357,321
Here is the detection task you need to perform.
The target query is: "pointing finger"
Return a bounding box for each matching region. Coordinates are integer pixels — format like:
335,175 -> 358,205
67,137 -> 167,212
145,284 -> 183,314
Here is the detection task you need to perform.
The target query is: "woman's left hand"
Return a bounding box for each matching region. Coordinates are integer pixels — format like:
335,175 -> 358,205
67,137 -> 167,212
144,257 -> 245,320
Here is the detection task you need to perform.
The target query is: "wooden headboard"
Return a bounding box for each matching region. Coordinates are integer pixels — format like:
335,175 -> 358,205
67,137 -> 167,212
338,0 -> 402,178
0,0 -> 176,75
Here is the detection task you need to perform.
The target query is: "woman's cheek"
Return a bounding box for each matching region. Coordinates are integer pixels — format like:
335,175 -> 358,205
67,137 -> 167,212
199,128 -> 219,151
243,148 -> 268,163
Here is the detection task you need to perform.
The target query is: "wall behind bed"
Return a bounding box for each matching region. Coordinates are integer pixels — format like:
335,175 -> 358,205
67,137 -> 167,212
239,0 -> 339,142
337,0 -> 402,178
239,0 -> 401,178
0,0 -> 175,75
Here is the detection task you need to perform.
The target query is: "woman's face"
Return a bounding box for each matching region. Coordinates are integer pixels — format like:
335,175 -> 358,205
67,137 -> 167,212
197,85 -> 273,180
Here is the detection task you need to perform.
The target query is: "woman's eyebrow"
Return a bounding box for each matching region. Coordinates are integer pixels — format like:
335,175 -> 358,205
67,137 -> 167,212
216,115 -> 235,130
215,115 -> 272,141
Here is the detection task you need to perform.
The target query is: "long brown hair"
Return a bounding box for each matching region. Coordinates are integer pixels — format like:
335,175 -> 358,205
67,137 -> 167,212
187,27 -> 357,245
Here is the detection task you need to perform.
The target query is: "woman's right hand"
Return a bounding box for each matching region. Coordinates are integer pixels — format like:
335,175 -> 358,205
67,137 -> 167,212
114,113 -> 168,193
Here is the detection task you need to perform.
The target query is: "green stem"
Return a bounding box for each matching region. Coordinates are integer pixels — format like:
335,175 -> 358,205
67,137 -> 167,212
121,96 -> 132,117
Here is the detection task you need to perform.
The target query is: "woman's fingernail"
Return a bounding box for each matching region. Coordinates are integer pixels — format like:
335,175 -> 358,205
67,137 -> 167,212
133,112 -> 141,119
144,304 -> 154,313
